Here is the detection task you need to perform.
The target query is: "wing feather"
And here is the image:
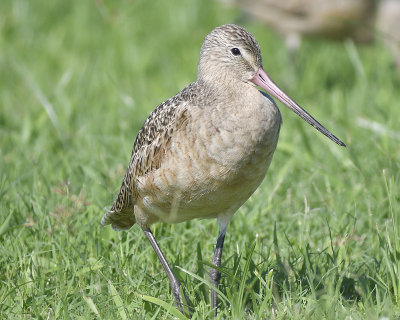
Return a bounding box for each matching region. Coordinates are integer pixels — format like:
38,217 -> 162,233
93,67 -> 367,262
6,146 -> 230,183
101,83 -> 196,230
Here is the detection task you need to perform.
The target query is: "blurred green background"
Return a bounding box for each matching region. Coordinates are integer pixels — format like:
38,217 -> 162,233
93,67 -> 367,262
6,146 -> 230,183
1,0 -> 400,319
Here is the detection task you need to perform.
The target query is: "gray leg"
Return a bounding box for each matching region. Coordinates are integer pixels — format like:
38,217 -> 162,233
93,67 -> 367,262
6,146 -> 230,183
210,231 -> 226,316
209,214 -> 231,316
142,227 -> 189,315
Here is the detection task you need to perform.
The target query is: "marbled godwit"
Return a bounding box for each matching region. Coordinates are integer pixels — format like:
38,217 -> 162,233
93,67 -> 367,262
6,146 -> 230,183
221,0 -> 376,49
101,24 -> 345,315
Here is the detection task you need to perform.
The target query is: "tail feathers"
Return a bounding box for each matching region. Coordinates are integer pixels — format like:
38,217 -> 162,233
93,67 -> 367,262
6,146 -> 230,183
102,179 -> 136,231
101,207 -> 136,231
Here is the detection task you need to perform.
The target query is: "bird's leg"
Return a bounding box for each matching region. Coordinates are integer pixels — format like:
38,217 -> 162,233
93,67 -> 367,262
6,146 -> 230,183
210,228 -> 227,316
142,227 -> 189,315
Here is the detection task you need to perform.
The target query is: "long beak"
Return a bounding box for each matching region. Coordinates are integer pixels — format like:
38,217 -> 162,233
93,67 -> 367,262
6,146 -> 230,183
251,67 -> 345,147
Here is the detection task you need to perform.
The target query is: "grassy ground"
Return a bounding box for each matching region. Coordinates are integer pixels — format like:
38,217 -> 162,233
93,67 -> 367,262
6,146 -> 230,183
1,0 -> 400,319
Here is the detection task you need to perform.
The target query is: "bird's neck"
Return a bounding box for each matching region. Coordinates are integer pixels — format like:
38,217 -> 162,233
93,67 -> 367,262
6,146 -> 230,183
197,74 -> 255,102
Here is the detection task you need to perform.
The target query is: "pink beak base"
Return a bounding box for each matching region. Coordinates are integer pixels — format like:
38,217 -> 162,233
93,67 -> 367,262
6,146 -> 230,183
251,67 -> 345,147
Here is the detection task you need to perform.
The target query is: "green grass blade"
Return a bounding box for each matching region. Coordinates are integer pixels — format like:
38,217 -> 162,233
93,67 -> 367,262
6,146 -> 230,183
82,294 -> 100,317
108,280 -> 128,320
0,211 -> 13,238
233,240 -> 256,317
135,293 -> 189,320
176,266 -> 229,304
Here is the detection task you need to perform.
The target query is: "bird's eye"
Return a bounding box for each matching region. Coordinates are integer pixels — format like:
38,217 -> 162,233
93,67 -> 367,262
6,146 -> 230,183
231,48 -> 241,56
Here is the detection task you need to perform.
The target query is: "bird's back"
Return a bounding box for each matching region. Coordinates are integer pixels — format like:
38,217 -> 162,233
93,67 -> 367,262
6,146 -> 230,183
102,79 -> 282,230
102,82 -> 217,230
101,83 -> 195,230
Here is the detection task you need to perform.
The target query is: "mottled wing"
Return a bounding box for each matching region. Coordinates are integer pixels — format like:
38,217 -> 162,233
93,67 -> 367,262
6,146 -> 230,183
101,85 -> 193,230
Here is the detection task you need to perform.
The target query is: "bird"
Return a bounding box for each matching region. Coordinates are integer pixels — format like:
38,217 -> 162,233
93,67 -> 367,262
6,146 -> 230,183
101,24 -> 345,316
220,0 -> 376,50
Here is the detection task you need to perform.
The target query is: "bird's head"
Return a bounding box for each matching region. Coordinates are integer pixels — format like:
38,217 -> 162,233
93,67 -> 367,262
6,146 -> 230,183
197,24 -> 345,147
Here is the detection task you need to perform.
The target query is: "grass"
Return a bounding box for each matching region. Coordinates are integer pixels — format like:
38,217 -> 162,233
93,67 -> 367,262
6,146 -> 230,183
1,0 -> 400,318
